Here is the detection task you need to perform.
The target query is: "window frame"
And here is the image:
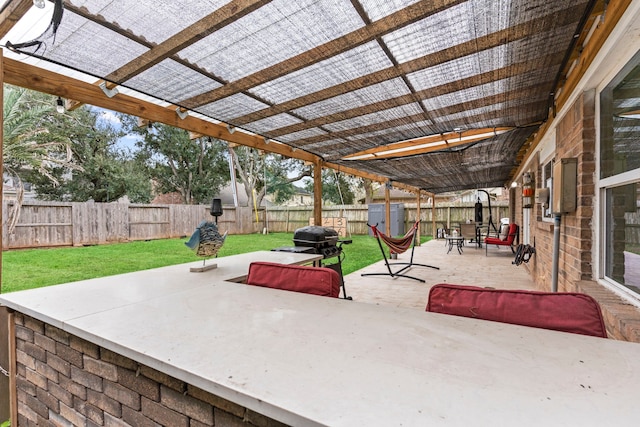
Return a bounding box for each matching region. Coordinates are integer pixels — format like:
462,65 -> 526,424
541,156 -> 554,222
597,49 -> 640,305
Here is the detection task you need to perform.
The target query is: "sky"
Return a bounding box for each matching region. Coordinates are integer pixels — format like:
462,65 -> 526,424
94,107 -> 141,150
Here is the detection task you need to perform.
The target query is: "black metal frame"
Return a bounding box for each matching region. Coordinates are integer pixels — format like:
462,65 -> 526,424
361,223 -> 439,283
312,239 -> 352,299
477,189 -> 499,239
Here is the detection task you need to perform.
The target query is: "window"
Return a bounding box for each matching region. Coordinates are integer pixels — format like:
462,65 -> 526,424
603,184 -> 640,296
599,50 -> 640,300
541,157 -> 554,221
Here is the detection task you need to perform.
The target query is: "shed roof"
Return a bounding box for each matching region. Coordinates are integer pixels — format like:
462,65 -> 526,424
0,0 -> 603,194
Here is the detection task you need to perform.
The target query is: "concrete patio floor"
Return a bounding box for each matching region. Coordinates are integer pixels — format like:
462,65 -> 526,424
343,238 -> 536,309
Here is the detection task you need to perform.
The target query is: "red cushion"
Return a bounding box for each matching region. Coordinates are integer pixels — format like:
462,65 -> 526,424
426,284 -> 607,338
485,223 -> 518,245
246,262 -> 340,298
484,236 -> 507,245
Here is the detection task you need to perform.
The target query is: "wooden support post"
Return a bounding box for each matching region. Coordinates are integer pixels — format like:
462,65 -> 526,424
313,159 -> 322,227
415,191 -> 421,246
0,48 -> 3,292
431,193 -> 436,239
385,183 -> 391,236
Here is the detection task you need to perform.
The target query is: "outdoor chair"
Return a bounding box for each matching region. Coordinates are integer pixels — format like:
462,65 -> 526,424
459,223 -> 478,247
484,222 -> 519,255
425,284 -> 607,338
438,224 -> 449,240
246,261 -> 341,298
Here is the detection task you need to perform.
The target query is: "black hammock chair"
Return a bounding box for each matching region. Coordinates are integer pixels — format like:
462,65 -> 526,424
362,220 -> 439,283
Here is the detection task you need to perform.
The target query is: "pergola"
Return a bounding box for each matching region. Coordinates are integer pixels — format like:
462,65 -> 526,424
0,0 -> 613,226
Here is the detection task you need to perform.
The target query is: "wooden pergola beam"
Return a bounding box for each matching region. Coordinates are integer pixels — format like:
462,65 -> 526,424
299,102 -> 546,153
232,3 -> 584,127
270,55 -> 562,139
2,57 -> 314,162
510,0 -> 632,183
323,161 -> 431,197
284,82 -> 551,148
107,0 -> 272,82
3,55 -> 426,197
61,2 -> 276,111
0,0 -> 31,39
0,49 -> 4,293
555,0 -> 632,109
181,0 -> 464,108
313,159 -> 322,226
342,127 -> 513,161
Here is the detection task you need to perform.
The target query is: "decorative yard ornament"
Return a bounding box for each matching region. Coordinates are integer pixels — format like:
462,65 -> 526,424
185,198 -> 227,272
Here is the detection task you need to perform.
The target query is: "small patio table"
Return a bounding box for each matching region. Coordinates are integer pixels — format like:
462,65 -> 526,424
445,236 -> 465,254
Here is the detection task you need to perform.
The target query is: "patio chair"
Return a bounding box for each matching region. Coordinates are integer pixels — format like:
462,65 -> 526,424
459,223 -> 478,247
438,224 -> 449,240
246,261 -> 341,298
425,284 -> 607,338
484,222 -> 519,255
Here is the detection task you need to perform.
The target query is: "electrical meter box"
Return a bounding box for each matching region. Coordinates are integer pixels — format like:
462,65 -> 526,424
367,203 -> 405,236
552,158 -> 577,214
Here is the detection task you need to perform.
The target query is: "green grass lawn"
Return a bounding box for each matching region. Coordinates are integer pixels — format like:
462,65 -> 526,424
1,233 -> 430,293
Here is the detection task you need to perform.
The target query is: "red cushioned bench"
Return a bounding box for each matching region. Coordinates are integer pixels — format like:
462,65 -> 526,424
426,284 -> 607,338
246,261 -> 341,298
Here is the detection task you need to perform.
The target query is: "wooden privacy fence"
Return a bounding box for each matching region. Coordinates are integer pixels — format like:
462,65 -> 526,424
2,201 -> 259,250
2,200 -> 509,249
265,203 -> 510,236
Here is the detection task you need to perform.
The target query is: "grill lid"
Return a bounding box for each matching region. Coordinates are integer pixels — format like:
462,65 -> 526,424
293,226 -> 339,247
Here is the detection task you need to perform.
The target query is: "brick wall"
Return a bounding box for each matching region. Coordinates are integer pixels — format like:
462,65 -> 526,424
553,90 -> 597,285
527,90 -> 640,342
13,313 -> 289,427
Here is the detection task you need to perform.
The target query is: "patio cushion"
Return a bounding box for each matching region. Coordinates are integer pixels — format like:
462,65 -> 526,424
485,223 -> 518,245
426,284 -> 607,338
246,262 -> 341,298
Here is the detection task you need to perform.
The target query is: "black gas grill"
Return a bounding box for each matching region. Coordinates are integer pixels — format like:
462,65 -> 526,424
292,226 -> 340,259
272,226 -> 352,299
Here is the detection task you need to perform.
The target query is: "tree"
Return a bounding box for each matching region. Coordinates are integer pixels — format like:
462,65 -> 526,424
305,169 -> 357,205
28,106 -> 152,203
229,146 -> 311,207
129,122 -> 229,204
362,178 -> 376,204
3,86 -> 81,229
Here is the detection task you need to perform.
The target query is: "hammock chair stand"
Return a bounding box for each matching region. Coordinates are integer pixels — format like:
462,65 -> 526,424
362,221 -> 439,283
